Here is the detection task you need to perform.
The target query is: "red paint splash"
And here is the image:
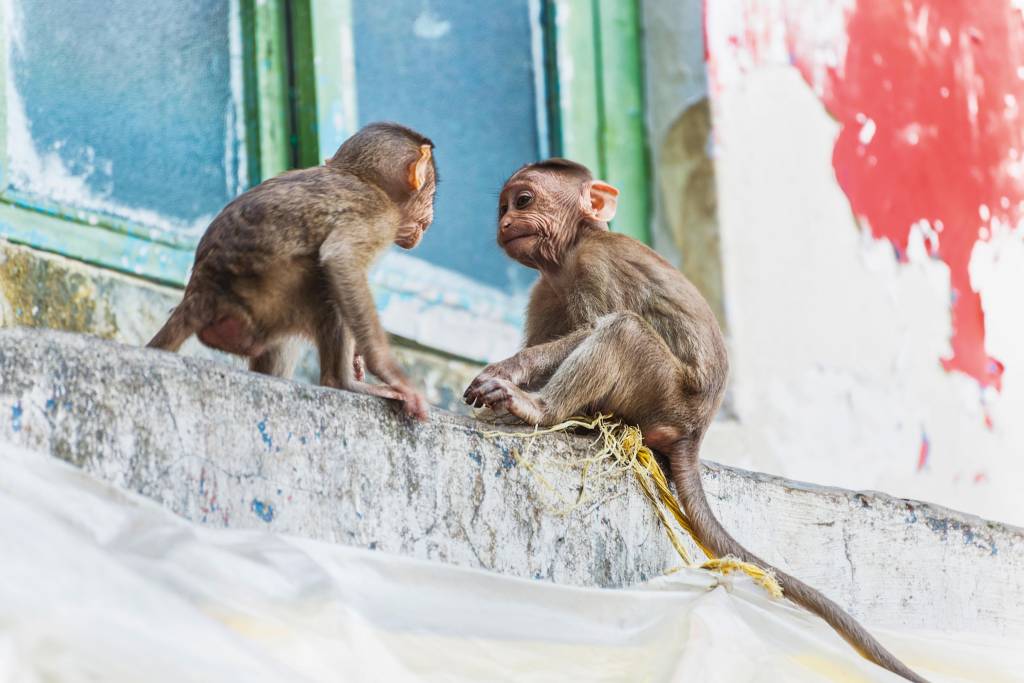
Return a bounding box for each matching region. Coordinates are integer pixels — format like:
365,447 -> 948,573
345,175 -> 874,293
711,1 -> 1024,390
801,2 -> 1024,390
917,432 -> 930,471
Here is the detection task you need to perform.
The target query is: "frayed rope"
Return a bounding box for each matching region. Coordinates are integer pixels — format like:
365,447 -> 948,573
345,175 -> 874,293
481,414 -> 782,599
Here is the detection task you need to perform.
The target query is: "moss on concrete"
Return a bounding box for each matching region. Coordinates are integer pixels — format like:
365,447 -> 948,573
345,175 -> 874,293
0,246 -> 118,338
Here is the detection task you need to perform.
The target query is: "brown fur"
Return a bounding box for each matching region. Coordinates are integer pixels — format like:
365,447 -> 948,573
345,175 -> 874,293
148,122 -> 435,420
464,159 -> 926,682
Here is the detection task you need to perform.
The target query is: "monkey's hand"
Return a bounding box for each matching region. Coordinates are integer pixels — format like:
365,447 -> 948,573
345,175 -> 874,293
463,376 -> 546,426
391,383 -> 429,422
347,381 -> 428,422
463,359 -> 526,407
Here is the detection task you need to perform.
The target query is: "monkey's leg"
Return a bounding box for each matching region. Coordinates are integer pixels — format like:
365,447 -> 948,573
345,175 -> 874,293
314,308 -> 402,401
319,232 -> 427,419
469,312 -> 679,427
195,309 -> 269,357
249,338 -> 303,379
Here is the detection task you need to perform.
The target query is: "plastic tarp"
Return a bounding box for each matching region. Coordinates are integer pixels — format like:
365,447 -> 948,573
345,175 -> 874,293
0,445 -> 1019,683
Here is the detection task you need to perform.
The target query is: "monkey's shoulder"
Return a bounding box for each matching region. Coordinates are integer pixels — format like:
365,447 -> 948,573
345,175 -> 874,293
247,167 -> 387,218
570,231 -> 718,329
570,231 -> 677,284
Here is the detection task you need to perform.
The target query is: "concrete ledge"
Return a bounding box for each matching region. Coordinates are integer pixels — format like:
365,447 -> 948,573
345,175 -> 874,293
1,328 -> 1021,638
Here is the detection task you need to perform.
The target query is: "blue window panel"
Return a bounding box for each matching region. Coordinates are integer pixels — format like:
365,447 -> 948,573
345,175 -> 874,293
5,0 -> 245,239
352,1 -> 542,295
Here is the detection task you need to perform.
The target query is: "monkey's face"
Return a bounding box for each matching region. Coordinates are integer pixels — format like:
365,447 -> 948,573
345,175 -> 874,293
395,169 -> 436,250
497,173 -> 574,268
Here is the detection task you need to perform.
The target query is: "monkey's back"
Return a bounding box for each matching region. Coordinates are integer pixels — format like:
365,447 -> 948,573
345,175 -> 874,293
180,165 -> 397,338
186,167 -> 395,297
196,169 -> 390,268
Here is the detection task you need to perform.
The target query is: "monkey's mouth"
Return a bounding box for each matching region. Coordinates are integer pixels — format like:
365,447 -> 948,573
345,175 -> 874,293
396,226 -> 423,249
501,232 -> 537,248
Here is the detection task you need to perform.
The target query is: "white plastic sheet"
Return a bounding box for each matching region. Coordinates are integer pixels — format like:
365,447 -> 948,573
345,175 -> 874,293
0,445 -> 1019,683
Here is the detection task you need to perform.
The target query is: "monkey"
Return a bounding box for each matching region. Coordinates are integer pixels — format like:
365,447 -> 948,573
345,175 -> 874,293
463,159 -> 926,682
147,122 -> 434,421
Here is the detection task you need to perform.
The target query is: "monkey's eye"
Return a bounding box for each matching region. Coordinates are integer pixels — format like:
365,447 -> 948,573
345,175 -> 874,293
499,202 -> 508,216
514,193 -> 533,210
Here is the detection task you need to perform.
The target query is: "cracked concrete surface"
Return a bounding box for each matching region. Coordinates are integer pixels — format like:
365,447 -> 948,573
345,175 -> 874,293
1,328 -> 1022,638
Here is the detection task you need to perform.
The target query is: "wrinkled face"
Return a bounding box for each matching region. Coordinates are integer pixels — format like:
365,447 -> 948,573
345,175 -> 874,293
497,171 -> 578,268
395,165 -> 437,250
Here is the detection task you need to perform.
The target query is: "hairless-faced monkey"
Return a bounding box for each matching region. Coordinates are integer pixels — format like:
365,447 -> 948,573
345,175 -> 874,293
148,122 -> 434,420
463,158 -> 926,682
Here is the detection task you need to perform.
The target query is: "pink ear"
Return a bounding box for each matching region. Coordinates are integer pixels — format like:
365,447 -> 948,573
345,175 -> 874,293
585,181 -> 619,222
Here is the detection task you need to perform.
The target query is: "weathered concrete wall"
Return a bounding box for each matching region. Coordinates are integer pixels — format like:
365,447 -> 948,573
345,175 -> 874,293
1,328 -> 1021,638
642,0 -> 726,328
0,239 -> 479,413
644,0 -> 1024,527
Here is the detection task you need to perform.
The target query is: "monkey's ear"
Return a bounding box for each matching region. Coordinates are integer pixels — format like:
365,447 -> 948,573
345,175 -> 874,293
583,181 -> 619,222
408,145 -> 433,191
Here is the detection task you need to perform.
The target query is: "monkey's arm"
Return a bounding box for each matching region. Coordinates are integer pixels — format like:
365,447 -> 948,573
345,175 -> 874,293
464,327 -> 589,400
319,230 -> 428,420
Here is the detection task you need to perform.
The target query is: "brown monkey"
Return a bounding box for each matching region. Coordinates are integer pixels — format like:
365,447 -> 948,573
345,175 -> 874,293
464,159 -> 925,682
148,122 -> 434,420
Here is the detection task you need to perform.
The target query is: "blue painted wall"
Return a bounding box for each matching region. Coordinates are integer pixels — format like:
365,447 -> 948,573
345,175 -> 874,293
353,1 -> 542,294
9,0 -> 242,232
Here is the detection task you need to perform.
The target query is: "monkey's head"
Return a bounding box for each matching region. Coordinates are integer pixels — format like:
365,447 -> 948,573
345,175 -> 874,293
329,122 -> 437,249
497,159 -> 618,269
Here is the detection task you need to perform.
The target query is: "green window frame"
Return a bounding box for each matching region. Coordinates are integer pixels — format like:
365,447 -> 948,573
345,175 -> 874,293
0,0 -> 649,362
549,0 -> 650,243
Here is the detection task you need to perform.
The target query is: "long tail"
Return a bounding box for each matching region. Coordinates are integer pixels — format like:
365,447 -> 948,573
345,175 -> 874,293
147,295 -> 201,352
668,443 -> 927,683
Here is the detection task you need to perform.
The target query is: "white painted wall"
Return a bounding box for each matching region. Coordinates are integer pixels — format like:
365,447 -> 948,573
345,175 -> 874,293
646,0 -> 1024,526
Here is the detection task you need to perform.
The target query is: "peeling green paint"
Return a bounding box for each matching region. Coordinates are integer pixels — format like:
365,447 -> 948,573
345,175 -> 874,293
552,0 -> 651,243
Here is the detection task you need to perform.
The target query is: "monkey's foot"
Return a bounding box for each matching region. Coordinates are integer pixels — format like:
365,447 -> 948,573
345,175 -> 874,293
341,381 -> 428,422
465,377 -> 547,426
347,381 -> 403,401
391,384 -> 429,422
474,406 -> 526,425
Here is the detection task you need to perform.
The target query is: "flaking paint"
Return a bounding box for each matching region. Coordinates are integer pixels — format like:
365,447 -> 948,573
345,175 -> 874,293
708,0 -> 1024,392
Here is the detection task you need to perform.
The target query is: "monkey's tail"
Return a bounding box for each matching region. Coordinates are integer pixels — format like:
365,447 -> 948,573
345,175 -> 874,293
146,295 -> 201,352
666,443 -> 927,683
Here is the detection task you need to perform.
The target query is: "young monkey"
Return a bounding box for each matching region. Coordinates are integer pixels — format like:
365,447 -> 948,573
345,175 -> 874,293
464,159 -> 926,682
148,122 -> 434,420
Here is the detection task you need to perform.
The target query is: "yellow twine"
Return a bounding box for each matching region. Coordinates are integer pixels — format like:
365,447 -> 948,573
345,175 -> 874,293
482,414 -> 783,599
